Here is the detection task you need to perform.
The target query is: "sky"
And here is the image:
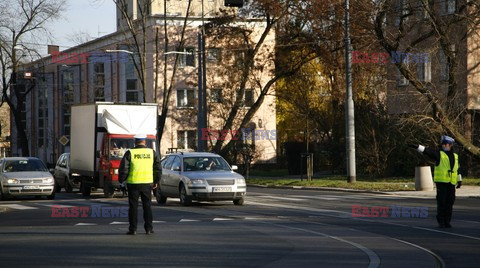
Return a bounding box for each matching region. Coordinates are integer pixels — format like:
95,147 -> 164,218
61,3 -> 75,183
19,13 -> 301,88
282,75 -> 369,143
48,0 -> 116,51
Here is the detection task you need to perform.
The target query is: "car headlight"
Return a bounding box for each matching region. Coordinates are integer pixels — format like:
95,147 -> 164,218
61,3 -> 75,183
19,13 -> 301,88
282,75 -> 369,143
7,179 -> 19,184
236,178 -> 246,185
189,179 -> 206,185
42,178 -> 54,184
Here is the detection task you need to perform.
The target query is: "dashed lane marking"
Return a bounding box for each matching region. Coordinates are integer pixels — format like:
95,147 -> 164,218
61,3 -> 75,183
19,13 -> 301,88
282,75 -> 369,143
0,204 -> 38,210
213,218 -> 234,221
110,221 -> 129,225
179,219 -> 200,222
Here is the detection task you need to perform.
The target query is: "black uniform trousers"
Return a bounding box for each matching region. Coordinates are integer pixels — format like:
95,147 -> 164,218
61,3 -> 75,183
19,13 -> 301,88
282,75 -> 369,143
436,182 -> 456,225
127,183 -> 153,232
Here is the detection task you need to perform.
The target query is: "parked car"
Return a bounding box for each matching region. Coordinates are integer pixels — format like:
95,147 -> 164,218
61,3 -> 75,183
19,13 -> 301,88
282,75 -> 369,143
155,152 -> 246,206
53,153 -> 80,193
0,157 -> 55,200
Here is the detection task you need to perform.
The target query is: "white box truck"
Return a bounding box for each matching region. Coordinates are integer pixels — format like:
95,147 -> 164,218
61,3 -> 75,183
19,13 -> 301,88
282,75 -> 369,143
70,103 -> 158,197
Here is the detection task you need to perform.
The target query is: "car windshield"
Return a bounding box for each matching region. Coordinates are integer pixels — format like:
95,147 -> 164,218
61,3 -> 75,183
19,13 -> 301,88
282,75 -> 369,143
110,138 -> 156,159
183,157 -> 231,172
3,159 -> 48,172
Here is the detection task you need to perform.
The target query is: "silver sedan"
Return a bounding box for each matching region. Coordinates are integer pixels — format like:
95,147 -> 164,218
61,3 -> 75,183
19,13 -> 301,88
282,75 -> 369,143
0,157 -> 55,200
155,152 -> 246,206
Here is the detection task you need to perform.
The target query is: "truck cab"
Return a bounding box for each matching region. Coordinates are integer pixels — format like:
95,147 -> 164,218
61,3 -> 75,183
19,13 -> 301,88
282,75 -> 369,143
99,134 -> 157,197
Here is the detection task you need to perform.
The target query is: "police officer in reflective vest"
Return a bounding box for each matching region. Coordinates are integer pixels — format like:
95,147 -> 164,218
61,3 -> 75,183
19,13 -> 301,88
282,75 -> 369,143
409,135 -> 462,228
119,134 -> 161,235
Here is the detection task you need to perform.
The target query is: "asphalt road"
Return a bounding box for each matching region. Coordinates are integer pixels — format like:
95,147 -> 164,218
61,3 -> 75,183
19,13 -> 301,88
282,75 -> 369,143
0,187 -> 479,267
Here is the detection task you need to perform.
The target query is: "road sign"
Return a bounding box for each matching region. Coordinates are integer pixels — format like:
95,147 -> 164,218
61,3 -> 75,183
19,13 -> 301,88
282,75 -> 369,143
59,135 -> 69,146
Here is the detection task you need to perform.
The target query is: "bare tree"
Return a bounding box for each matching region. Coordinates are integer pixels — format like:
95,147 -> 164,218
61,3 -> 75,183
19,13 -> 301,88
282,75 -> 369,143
112,0 -> 194,146
208,0 -> 317,158
0,0 -> 66,156
371,0 -> 480,156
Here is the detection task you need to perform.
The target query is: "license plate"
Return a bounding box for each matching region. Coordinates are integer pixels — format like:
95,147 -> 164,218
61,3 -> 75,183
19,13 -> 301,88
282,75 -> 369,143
23,185 -> 40,190
213,187 -> 231,192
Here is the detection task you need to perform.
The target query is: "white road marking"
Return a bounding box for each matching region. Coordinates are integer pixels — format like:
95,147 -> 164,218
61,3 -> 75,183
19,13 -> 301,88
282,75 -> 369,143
153,220 -> 165,223
179,219 -> 199,222
390,238 -> 445,268
248,199 -> 480,242
412,226 -> 480,241
110,221 -> 129,225
75,223 -> 97,226
254,196 -> 305,201
266,222 -> 380,268
34,203 -> 74,208
0,204 -> 38,210
213,218 -> 233,221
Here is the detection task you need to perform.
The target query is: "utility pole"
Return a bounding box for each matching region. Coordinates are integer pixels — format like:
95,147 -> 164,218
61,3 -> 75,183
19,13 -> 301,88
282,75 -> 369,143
345,0 -> 356,183
197,0 -> 207,152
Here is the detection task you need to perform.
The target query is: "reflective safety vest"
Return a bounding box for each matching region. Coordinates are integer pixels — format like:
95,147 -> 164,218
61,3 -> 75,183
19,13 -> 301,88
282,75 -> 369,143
434,151 -> 458,185
126,148 -> 154,184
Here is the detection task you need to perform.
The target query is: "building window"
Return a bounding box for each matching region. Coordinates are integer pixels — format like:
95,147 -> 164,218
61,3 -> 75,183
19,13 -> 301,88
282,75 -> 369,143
439,45 -> 455,82
235,51 -> 246,68
417,59 -> 431,82
210,88 -> 222,103
126,79 -> 138,103
37,79 -> 48,147
207,48 -> 222,63
442,0 -> 456,15
125,55 -> 140,103
177,88 -> 195,108
62,70 -> 74,138
397,69 -> 409,86
94,63 -> 105,101
417,0 -> 429,20
394,0 -> 409,26
179,47 -> 195,67
177,130 -> 196,150
237,89 -> 254,107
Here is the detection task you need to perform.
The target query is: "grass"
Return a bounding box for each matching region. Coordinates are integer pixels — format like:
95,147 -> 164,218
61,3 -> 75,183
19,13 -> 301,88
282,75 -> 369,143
463,178 -> 480,186
246,173 -> 480,191
246,176 -> 416,191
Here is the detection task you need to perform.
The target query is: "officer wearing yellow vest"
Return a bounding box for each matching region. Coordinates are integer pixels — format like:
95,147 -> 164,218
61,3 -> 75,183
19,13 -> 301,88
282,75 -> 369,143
409,135 -> 462,228
119,134 -> 161,235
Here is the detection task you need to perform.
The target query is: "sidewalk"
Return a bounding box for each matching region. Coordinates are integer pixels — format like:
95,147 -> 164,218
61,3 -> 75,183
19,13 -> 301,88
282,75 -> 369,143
247,181 -> 480,198
386,185 -> 480,198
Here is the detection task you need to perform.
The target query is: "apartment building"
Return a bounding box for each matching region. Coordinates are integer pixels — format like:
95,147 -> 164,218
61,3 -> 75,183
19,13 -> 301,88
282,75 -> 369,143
384,0 -> 480,142
13,0 -> 277,166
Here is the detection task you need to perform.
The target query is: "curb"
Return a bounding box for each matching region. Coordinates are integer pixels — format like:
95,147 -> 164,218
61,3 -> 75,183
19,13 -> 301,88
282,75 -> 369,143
247,184 -> 392,195
247,184 -> 480,198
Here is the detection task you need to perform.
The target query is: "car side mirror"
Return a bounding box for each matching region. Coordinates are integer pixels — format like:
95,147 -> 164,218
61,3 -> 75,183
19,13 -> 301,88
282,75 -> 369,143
173,166 -> 181,172
231,165 -> 238,171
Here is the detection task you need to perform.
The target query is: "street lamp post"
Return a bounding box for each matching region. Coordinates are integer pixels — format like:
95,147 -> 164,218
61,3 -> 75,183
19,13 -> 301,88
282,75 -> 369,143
345,0 -> 356,183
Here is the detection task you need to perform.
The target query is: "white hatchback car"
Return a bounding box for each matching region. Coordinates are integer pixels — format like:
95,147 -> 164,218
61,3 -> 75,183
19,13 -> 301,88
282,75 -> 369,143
0,157 -> 55,200
155,152 -> 246,206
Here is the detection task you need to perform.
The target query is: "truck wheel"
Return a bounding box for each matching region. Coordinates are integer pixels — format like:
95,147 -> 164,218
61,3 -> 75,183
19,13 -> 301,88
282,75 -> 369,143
80,179 -> 92,197
65,178 -> 73,193
103,182 -> 114,198
179,184 -> 191,206
154,188 -> 167,205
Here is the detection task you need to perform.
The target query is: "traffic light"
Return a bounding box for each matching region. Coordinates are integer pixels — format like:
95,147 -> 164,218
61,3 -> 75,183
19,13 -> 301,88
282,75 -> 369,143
224,0 -> 243,8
